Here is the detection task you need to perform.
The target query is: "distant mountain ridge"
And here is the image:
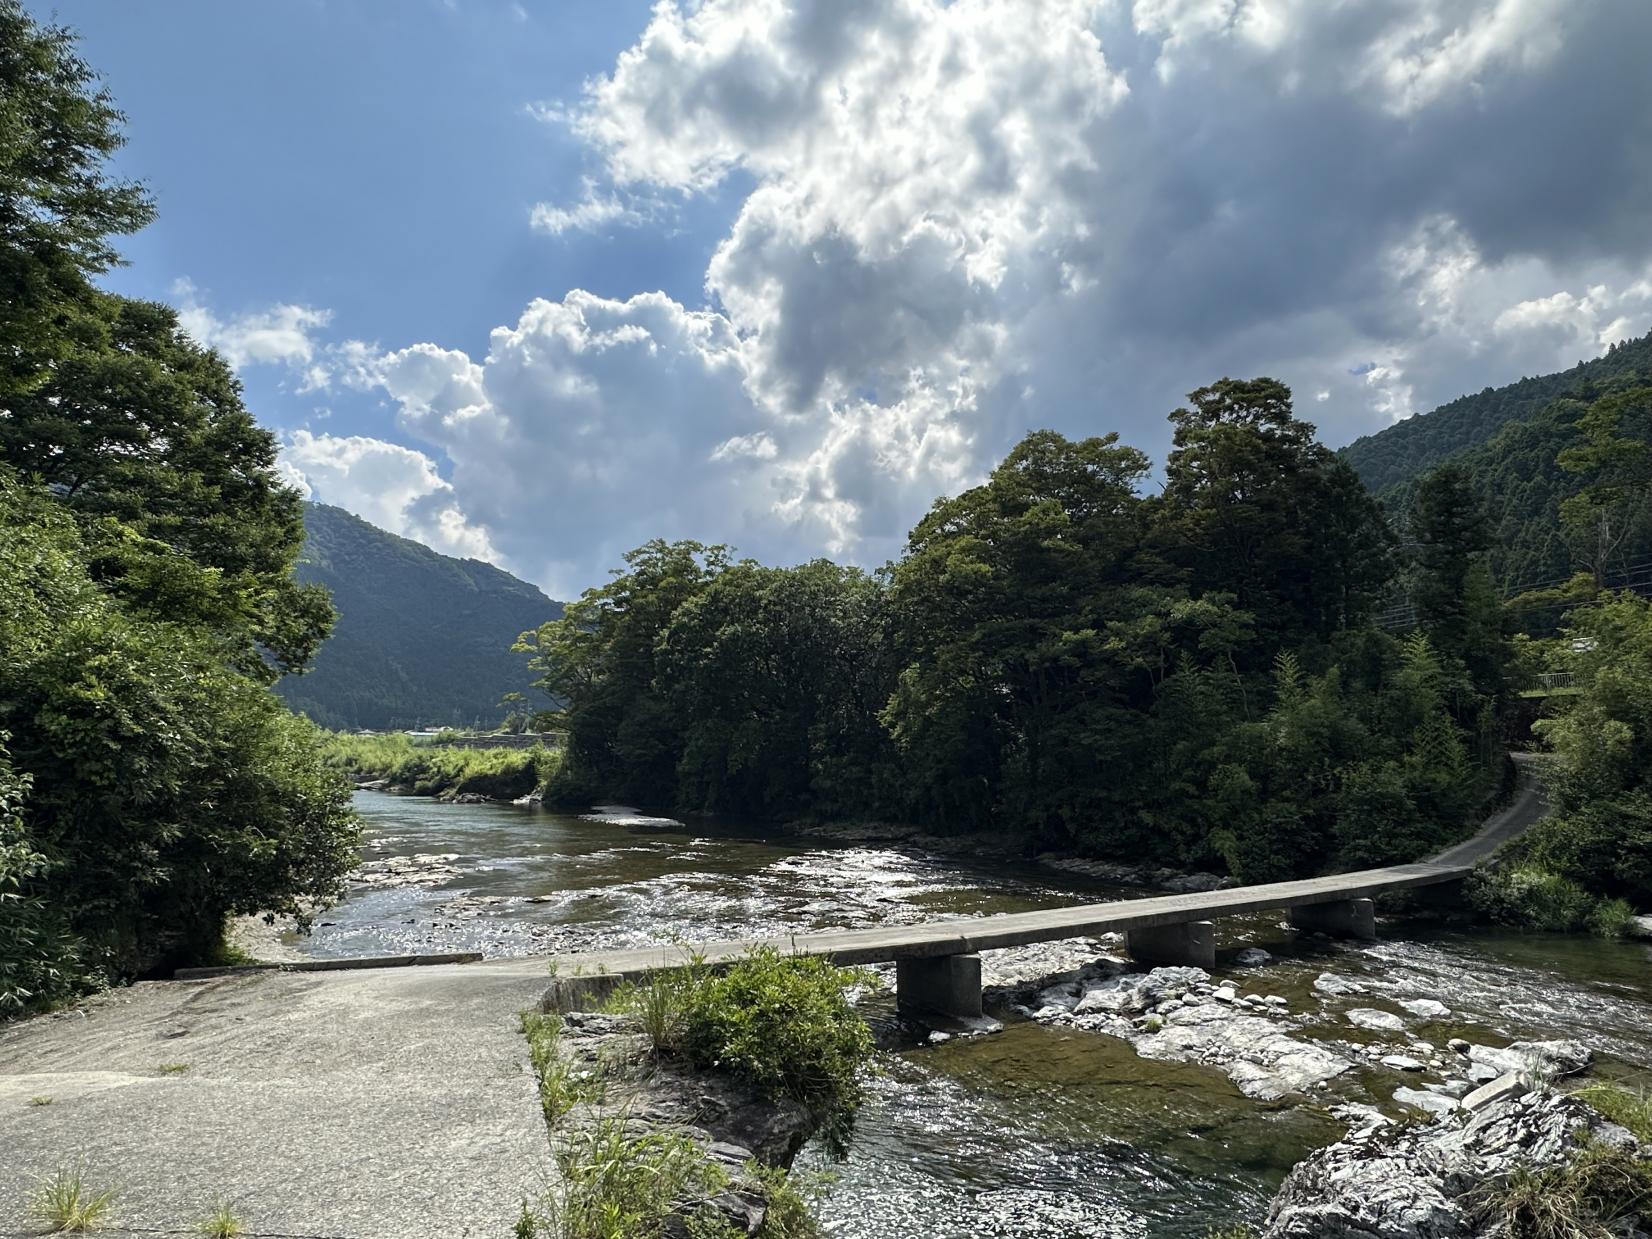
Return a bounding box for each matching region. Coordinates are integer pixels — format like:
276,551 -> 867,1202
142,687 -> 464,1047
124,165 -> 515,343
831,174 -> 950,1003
274,503 -> 560,730
1341,330 -> 1652,497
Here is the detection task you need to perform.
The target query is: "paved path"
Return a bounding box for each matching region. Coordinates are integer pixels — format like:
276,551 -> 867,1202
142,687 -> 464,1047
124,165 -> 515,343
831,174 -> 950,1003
1428,752 -> 1550,868
0,959 -> 552,1238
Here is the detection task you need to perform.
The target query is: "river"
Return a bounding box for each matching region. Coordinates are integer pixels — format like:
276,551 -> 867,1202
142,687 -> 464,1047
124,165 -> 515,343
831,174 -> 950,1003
295,791 -> 1652,1237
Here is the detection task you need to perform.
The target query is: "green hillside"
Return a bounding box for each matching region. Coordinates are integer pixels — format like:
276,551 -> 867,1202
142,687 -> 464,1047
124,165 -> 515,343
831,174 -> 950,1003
1342,331 -> 1652,498
274,503 -> 561,730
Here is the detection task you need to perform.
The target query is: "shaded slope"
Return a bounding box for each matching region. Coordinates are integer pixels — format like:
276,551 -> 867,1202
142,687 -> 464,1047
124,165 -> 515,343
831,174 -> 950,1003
275,503 -> 560,730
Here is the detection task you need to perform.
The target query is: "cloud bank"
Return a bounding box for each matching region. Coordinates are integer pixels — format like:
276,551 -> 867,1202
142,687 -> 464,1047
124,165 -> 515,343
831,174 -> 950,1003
260,0 -> 1652,598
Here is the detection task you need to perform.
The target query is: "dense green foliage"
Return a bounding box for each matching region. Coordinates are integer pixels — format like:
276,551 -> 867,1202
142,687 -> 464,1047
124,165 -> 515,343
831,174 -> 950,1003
1343,330 -> 1652,498
674,950 -> 874,1160
320,731 -> 558,801
277,503 -> 561,730
0,6 -> 358,1006
0,475 -> 359,986
1475,595 -> 1652,932
608,951 -> 874,1160
527,385 -> 1504,879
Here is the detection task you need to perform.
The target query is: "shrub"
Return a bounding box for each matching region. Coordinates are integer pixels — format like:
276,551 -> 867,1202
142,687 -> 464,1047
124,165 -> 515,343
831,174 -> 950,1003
1468,864 -> 1630,936
676,949 -> 874,1160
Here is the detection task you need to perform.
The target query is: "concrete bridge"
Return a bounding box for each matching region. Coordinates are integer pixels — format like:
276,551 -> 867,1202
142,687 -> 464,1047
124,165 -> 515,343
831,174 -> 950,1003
542,756 -> 1548,1022
543,861 -> 1469,1021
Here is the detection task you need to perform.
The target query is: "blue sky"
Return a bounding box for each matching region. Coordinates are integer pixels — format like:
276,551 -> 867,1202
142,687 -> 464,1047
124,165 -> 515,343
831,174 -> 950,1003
64,1 -> 717,428
43,1 -> 1652,598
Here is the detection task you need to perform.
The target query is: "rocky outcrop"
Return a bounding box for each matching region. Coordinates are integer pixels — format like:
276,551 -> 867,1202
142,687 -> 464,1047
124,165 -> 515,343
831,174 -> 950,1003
1012,963 -> 1359,1101
1264,1084 -> 1636,1238
555,1011 -> 816,1167
350,852 -> 464,889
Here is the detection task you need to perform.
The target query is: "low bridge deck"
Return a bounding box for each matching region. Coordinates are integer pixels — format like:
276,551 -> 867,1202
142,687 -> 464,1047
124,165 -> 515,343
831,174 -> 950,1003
541,758 -> 1543,1020
542,861 -> 1470,991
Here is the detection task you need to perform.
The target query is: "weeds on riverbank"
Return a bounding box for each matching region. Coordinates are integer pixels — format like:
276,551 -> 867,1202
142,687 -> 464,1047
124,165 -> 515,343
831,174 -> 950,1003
518,1115 -> 827,1239
1468,864 -> 1636,937
30,1165 -> 116,1233
318,732 -> 559,801
606,948 -> 875,1159
518,949 -> 866,1237
1466,1084 -> 1652,1238
520,1011 -> 605,1121
1575,1082 -> 1652,1141
1473,1137 -> 1652,1237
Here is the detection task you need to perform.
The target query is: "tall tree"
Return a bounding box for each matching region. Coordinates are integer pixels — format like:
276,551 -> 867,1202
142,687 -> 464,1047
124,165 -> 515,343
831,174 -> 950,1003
0,0 -> 153,404
0,5 -> 329,678
1159,378 -> 1393,654
1557,386 -> 1652,586
1407,462 -> 1507,703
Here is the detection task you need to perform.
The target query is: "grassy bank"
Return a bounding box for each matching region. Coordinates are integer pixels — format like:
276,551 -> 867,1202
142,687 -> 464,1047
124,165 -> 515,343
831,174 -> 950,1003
319,732 -> 560,802
519,949 -> 874,1237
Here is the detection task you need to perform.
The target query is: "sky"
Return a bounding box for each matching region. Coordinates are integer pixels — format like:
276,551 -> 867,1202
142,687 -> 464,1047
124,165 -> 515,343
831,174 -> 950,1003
49,0 -> 1652,600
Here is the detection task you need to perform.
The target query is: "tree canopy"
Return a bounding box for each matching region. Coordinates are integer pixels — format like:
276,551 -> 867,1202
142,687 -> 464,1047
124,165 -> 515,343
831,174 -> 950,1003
525,382 -> 1501,882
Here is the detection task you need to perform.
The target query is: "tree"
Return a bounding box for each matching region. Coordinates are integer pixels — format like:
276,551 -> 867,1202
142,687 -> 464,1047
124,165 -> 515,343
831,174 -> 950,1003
884,430 -> 1178,842
1557,386 -> 1652,585
520,540 -> 729,806
1159,378 -> 1394,654
0,5 -> 330,678
0,1 -> 153,405
0,473 -> 358,989
1407,462 -> 1507,703
660,560 -> 893,819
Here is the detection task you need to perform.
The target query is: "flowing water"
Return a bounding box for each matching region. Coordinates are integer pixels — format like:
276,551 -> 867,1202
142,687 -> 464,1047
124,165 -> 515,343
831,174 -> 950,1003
296,791 -> 1652,1237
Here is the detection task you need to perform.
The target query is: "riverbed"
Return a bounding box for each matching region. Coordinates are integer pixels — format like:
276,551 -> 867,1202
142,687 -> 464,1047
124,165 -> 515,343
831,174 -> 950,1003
289,791 -> 1652,1237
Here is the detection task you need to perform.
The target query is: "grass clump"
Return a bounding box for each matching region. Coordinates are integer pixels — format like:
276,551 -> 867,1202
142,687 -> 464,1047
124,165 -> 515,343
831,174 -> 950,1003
157,1062 -> 190,1075
521,1010 -> 603,1120
30,1166 -> 116,1233
609,948 -> 875,1160
195,1201 -> 244,1238
540,1116 -> 729,1239
1204,1228 -> 1258,1239
1472,1138 -> 1652,1238
28,1095 -> 52,1106
1576,1082 -> 1652,1142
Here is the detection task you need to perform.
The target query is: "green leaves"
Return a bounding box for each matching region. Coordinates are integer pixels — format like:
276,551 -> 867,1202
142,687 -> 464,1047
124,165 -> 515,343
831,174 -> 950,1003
0,473 -> 359,1001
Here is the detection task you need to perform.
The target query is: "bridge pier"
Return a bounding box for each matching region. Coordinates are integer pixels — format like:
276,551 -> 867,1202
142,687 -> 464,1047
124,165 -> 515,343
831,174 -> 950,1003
896,953 -> 983,1021
1126,920 -> 1215,969
1289,897 -> 1376,940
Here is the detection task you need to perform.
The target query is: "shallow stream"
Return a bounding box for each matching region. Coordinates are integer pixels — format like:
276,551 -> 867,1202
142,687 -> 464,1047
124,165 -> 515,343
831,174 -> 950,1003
294,791 -> 1652,1237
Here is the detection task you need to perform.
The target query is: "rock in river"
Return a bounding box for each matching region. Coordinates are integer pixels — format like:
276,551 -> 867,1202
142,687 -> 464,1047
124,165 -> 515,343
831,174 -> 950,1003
1465,1039 -> 1592,1079
1264,1082 -> 1635,1238
1345,1007 -> 1407,1032
1131,1002 -> 1354,1101
1072,966 -> 1208,1015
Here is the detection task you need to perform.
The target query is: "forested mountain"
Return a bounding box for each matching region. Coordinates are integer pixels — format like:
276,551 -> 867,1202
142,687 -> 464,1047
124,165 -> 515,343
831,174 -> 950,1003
274,504 -> 561,730
1342,330 -> 1652,498
1338,332 -> 1652,600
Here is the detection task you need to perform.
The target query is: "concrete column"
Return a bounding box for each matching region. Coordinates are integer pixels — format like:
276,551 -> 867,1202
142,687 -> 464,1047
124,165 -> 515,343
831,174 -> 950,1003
1289,897 -> 1377,940
896,953 -> 983,1021
1125,920 -> 1215,969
